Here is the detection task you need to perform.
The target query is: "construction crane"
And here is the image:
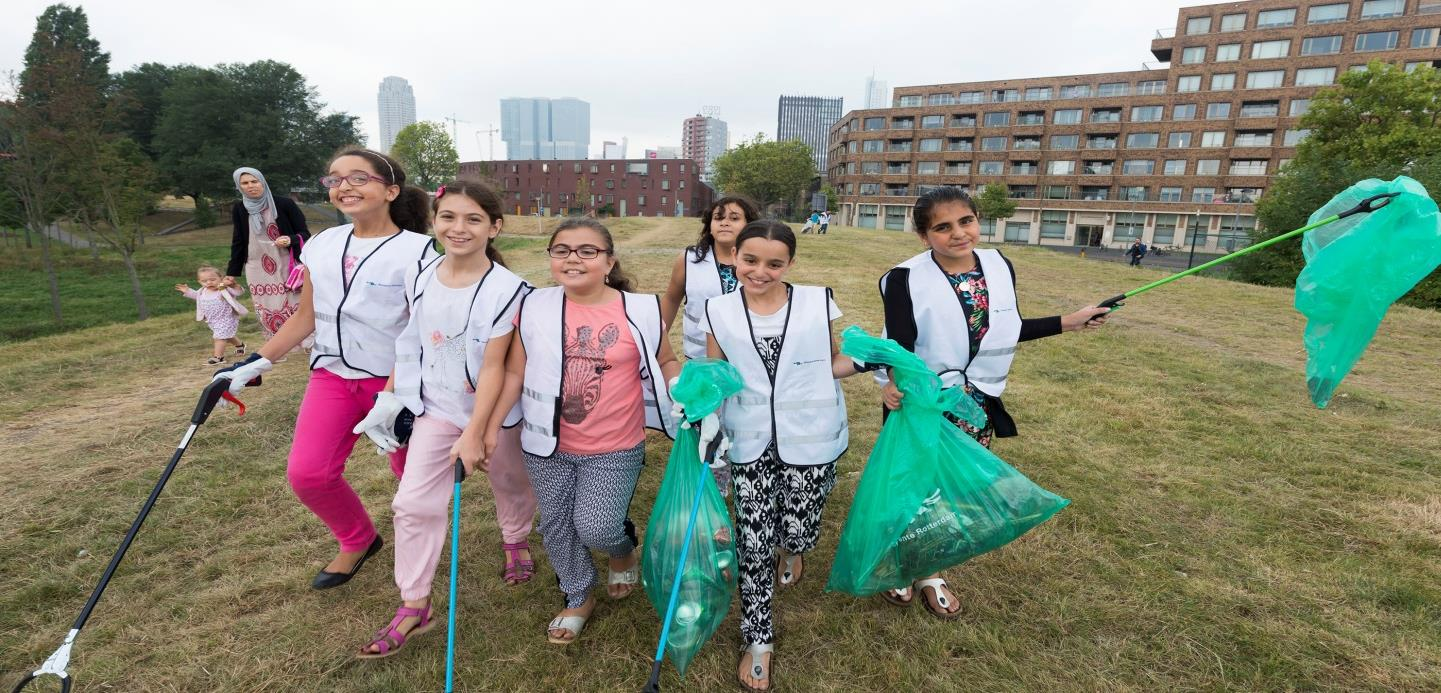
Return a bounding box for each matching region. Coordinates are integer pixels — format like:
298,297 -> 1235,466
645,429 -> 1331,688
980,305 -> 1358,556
476,124 -> 500,161
442,113 -> 470,145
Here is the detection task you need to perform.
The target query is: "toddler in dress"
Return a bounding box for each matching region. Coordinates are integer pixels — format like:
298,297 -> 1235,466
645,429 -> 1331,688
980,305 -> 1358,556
175,265 -> 249,365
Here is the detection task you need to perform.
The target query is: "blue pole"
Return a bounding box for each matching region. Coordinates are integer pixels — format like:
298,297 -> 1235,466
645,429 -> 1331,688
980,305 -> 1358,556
445,459 -> 464,693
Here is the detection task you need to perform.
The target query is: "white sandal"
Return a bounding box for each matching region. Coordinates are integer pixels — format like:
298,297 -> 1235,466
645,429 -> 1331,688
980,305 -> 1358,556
547,614 -> 588,645
608,549 -> 641,598
914,577 -> 962,619
738,643 -> 774,691
777,553 -> 803,588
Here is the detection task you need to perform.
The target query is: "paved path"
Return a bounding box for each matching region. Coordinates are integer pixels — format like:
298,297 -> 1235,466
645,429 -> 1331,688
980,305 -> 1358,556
1033,244 -> 1231,273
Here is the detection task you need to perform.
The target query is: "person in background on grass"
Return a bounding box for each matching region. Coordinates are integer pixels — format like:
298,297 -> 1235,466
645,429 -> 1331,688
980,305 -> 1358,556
819,210 -> 831,235
175,265 -> 247,365
214,148 -> 436,590
876,185 -> 1109,618
1128,238 -> 1146,267
353,179 -> 536,659
660,195 -> 760,495
227,167 -> 312,346
491,218 -> 680,646
701,220 -> 862,691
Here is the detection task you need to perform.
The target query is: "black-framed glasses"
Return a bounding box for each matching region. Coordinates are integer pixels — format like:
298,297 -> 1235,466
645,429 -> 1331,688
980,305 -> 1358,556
546,245 -> 608,260
319,172 -> 390,189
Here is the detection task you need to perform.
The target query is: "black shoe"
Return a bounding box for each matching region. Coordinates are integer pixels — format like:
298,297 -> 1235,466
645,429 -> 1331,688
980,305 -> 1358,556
312,535 -> 384,590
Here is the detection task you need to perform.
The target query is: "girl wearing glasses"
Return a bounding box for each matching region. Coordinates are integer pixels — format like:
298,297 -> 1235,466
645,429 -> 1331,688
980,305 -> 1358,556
490,218 -> 680,645
216,148 -> 435,591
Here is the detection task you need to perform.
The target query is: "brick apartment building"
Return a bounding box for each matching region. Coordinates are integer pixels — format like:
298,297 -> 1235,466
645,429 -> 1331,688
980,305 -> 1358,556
826,0 -> 1441,251
457,158 -> 714,219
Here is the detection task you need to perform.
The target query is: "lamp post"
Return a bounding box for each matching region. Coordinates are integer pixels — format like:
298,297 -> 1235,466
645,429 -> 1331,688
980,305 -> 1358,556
1186,208 -> 1202,270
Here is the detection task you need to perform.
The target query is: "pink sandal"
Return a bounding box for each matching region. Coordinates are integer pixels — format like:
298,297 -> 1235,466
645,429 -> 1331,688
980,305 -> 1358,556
502,541 -> 535,585
356,604 -> 435,659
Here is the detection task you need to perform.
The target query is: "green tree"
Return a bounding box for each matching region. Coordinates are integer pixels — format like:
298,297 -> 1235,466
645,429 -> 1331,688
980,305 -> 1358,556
113,62 -> 196,158
712,135 -> 815,207
975,183 -> 1017,239
390,121 -> 459,191
574,176 -> 592,214
1231,62 -> 1441,308
820,183 -> 839,212
69,135 -> 162,318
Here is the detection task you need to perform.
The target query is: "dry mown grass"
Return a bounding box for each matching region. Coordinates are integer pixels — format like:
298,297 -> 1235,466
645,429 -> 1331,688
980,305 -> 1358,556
3,220 -> 1440,691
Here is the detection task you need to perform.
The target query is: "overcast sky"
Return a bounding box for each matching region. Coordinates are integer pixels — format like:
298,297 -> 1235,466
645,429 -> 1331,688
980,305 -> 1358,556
2,0 -> 1190,162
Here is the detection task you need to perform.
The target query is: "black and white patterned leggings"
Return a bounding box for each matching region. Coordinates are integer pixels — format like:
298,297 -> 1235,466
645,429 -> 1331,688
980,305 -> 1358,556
524,442 -> 644,609
731,443 -> 837,645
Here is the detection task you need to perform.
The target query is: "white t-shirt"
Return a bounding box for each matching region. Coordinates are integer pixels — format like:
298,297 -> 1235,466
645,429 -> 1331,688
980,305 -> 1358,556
417,277 -> 519,428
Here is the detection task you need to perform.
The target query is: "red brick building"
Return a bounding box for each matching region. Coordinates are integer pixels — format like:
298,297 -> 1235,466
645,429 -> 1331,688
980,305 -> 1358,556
458,158 -> 713,218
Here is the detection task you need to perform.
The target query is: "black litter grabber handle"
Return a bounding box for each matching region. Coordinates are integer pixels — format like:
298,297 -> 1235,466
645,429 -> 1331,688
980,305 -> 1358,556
1337,191 -> 1399,218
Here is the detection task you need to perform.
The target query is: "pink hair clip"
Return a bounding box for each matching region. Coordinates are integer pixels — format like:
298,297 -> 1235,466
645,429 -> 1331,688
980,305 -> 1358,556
435,185 -> 446,198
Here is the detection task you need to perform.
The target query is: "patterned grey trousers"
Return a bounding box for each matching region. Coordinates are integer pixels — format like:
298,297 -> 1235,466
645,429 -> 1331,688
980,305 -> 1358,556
524,442 -> 645,608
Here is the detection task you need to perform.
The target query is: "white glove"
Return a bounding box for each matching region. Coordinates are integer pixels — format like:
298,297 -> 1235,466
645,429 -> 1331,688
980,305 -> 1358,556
668,376 -> 687,427
696,412 -> 730,466
211,356 -> 272,397
352,391 -> 405,455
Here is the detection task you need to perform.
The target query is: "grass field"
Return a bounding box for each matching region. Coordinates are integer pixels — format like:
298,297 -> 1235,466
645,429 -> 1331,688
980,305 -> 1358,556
2,218 -> 1440,691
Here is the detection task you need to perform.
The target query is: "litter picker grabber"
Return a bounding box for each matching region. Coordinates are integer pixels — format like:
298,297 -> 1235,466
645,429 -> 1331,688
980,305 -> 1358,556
445,458 -> 464,693
1094,192 -> 1399,310
11,375 -> 256,693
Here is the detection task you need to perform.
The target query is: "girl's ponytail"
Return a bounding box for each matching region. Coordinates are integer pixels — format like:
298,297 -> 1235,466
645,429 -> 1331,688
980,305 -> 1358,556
605,259 -> 636,292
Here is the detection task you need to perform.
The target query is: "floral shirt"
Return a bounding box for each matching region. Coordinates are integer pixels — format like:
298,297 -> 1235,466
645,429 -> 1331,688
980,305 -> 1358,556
717,263 -> 738,294
943,267 -> 994,447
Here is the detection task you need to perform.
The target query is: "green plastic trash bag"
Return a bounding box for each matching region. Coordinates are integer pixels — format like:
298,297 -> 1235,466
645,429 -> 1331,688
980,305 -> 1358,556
1295,176 -> 1441,408
642,359 -> 743,675
826,327 -> 1070,596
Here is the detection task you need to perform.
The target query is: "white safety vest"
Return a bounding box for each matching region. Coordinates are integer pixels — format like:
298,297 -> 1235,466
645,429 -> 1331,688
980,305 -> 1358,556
393,255 -> 530,427
680,246 -> 733,359
516,287 -> 678,457
307,225 -> 436,378
880,248 -> 1021,396
706,285 -> 848,466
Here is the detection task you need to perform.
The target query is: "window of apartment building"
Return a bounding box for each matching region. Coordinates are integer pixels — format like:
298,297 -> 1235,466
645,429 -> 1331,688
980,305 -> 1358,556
1060,84 -> 1092,98
1211,73 -> 1236,91
1081,185 -> 1111,200
1120,186 -> 1149,202
1098,82 -> 1129,97
889,139 -> 913,152
1355,31 -> 1399,52
1201,131 -> 1227,147
1018,111 -> 1046,125
1217,214 -> 1256,249
1308,3 -> 1348,23
1138,80 -> 1166,95
1246,70 -> 1285,89
859,183 -> 881,195
991,89 -> 1019,103
857,204 -> 878,226
1284,128 -> 1311,145
1131,105 -> 1164,121
605,179 -> 615,189
1053,108 -> 1083,124
1226,187 -> 1263,203
983,112 -> 1010,126
1122,159 -> 1155,175
1422,1 -> 1441,14
1197,159 -> 1221,174
1186,16 -> 1212,34
1004,220 -> 1032,241
1240,100 -> 1280,117
848,141 -> 859,153
1126,132 -> 1160,148
1048,160 -> 1077,175
885,183 -> 910,195
1090,107 -> 1122,123
1084,160 -> 1114,175
1014,136 -> 1042,150
1177,75 -> 1202,92
1154,214 -> 1179,243
1301,35 -> 1343,55
661,179 -> 670,190
1256,8 -> 1296,28
978,161 -> 1005,175
572,163 -> 583,173
1010,185 -> 1038,198
892,116 -> 915,129
864,117 -> 884,130
1115,215 -> 1147,243
885,205 -> 908,230
1161,186 -> 1184,202
861,161 -> 883,174
1348,64 -> 1371,72
1234,130 -> 1274,146
1216,43 -> 1241,61
1173,103 -> 1198,120
609,164 -> 617,172
958,91 -> 984,104
1220,12 -> 1247,31
948,137 -> 973,151
1405,60 -> 1441,71
863,140 -> 884,152
1164,159 -> 1187,175
1184,215 -> 1212,245
1413,27 -> 1441,48
981,136 -> 1008,151
1229,159 -> 1268,175
1296,67 -> 1337,86
945,161 -> 971,174
1088,134 -> 1118,149
1181,46 -> 1206,64
1361,0 -> 1405,19
1168,132 -> 1193,148
897,95 -> 923,107
1045,185 -> 1071,199
628,162 -> 648,174
1011,161 -> 1039,174
1050,134 -> 1080,149
924,94 -> 951,106
1289,98 -> 1311,116
1206,102 -> 1232,119
950,113 -> 977,127
921,115 -> 945,129
1192,187 -> 1217,203
589,164 -> 599,174
887,162 -> 910,174
919,138 -> 943,152
1040,210 -> 1069,237
1024,87 -> 1053,101
1251,39 -> 1291,59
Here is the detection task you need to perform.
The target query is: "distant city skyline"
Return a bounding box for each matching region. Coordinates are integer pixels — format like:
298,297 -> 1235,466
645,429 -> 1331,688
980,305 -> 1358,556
864,75 -> 889,109
376,76 -> 416,154
682,114 -> 727,183
777,95 -> 843,172
500,97 -> 590,160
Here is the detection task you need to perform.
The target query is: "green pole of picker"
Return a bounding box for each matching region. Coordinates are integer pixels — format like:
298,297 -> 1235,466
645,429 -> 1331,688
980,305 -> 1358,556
1096,192 -> 1399,309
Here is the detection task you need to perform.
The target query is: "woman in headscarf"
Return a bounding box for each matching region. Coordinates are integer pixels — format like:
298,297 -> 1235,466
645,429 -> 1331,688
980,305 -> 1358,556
227,167 -> 313,344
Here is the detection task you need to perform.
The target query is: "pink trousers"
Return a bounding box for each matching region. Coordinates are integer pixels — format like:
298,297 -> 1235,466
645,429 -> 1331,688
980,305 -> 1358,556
393,415 -> 535,600
287,368 -> 406,553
